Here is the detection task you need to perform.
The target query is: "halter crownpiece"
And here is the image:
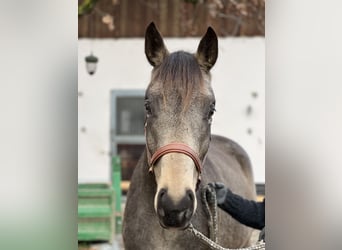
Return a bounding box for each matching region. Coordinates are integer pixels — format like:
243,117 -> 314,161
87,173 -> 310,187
146,142 -> 203,177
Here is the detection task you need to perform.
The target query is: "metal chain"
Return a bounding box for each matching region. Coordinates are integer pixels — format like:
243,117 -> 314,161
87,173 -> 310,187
187,224 -> 265,250
187,185 -> 266,250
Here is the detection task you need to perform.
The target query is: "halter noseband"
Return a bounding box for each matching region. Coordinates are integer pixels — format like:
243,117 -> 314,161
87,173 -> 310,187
144,119 -> 203,183
146,142 -> 202,180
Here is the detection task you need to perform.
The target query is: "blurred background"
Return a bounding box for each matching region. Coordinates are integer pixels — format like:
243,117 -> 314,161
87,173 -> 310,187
78,0 -> 264,248
1,1 -> 341,250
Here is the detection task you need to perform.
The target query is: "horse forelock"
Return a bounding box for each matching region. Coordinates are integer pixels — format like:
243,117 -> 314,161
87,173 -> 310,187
150,51 -> 208,111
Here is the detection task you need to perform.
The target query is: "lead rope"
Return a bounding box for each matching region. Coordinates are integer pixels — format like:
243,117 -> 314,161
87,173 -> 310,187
187,185 -> 266,250
201,184 -> 218,242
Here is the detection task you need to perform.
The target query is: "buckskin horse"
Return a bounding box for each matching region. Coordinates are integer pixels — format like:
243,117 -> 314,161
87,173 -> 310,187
122,22 -> 256,249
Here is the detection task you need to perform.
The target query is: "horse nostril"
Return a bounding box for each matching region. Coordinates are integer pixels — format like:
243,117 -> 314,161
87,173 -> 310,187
158,188 -> 167,201
185,208 -> 192,220
186,190 -> 194,202
158,207 -> 165,217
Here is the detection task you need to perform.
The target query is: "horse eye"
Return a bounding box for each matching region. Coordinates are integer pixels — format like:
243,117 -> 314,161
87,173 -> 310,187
208,110 -> 215,117
144,100 -> 152,117
208,104 -> 216,124
208,104 -> 216,118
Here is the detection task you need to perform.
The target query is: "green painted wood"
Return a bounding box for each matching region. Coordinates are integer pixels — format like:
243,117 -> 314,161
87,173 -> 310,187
78,186 -> 113,197
78,183 -> 115,242
78,217 -> 111,241
78,156 -> 122,241
78,197 -> 111,206
78,231 -> 110,241
78,183 -> 110,189
112,156 -> 122,234
78,206 -> 112,218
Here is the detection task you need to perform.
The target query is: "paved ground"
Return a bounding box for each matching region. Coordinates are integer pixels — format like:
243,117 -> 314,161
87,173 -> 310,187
78,230 -> 261,250
78,235 -> 124,250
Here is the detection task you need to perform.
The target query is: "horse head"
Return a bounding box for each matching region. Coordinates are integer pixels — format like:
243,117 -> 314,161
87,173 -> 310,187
144,22 -> 218,229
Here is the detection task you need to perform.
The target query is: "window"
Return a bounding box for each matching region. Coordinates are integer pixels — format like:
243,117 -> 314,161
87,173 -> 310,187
116,96 -> 145,135
111,90 -> 145,193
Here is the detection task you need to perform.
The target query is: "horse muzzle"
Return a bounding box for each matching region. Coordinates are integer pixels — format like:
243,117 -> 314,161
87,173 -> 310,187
156,188 -> 195,229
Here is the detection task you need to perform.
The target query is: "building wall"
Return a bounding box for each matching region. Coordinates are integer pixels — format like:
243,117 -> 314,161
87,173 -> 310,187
78,37 -> 265,183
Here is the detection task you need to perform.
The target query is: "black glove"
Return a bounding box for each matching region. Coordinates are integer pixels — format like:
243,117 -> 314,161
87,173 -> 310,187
208,182 -> 228,205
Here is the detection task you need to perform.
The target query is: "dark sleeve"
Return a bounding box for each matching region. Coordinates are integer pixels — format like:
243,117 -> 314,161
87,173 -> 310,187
218,189 -> 265,230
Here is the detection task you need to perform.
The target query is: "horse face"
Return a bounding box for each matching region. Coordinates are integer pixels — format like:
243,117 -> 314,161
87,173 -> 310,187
144,22 -> 218,229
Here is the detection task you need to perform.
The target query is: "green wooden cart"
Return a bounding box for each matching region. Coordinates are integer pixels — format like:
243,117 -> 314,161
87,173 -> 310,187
78,156 -> 122,243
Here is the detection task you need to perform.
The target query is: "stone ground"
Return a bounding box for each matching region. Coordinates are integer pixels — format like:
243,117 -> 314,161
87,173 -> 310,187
78,235 -> 124,250
78,230 -> 261,250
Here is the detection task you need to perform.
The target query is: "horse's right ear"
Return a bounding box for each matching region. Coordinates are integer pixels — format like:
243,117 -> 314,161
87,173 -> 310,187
196,27 -> 218,72
145,22 -> 169,67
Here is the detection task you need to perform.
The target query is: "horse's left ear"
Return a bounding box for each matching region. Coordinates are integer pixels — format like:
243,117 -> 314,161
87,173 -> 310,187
196,27 -> 218,72
145,22 -> 169,67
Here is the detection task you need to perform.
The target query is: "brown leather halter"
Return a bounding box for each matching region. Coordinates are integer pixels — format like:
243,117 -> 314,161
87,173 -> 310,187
144,122 -> 203,183
146,142 -> 202,173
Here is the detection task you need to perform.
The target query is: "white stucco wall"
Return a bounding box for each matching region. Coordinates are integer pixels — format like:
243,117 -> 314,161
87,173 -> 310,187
78,37 -> 265,183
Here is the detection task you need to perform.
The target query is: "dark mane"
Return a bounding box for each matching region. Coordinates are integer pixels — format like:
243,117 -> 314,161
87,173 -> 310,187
151,51 -> 204,110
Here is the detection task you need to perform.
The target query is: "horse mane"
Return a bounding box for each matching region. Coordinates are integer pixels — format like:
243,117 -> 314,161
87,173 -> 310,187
151,51 -> 205,111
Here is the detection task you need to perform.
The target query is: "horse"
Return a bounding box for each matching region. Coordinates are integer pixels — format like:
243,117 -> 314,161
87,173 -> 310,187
122,22 -> 256,249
